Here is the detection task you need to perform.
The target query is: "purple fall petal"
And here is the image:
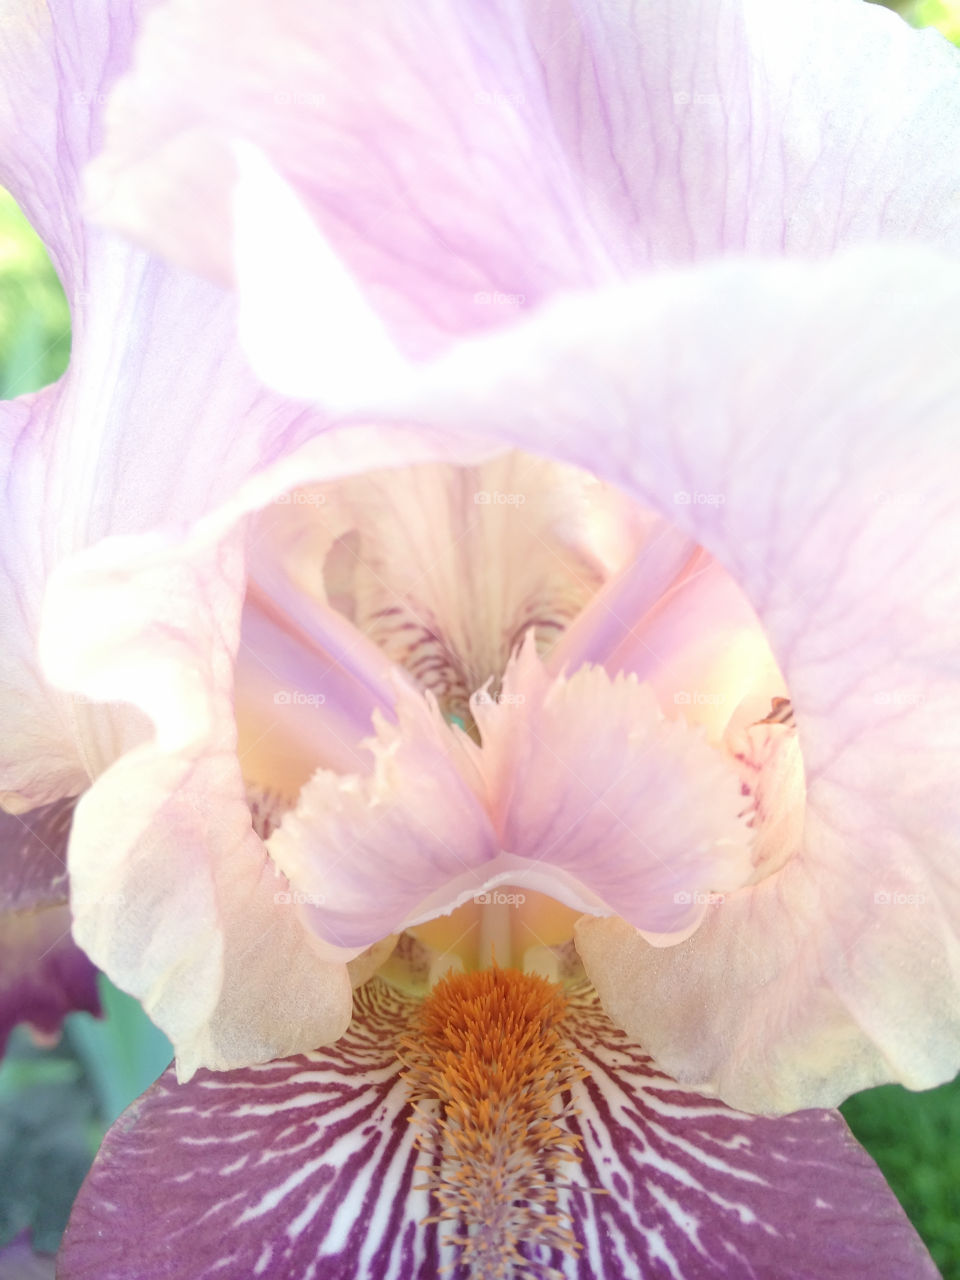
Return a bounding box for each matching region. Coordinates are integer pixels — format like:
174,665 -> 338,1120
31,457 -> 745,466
58,979 -> 935,1280
0,799 -> 99,1055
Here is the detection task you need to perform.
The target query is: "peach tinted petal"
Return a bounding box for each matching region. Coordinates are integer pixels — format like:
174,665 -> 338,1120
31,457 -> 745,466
40,534 -> 353,1075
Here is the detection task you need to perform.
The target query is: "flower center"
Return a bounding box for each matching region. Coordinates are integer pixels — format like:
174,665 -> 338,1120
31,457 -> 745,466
400,966 -> 585,1278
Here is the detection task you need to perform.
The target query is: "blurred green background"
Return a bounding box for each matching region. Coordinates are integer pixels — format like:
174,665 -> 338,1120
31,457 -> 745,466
2,0 -> 960,1273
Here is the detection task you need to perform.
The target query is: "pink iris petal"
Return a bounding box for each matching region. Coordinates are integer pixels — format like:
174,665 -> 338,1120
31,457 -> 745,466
317,245 -> 960,1112
39,533 -> 358,1077
0,0 -> 461,809
604,557 -> 787,738
545,529 -> 701,680
86,0 -> 612,343
1,0 -> 475,1067
265,641 -> 749,951
86,0 -> 960,374
0,799 -> 100,1054
58,979 -> 937,1280
473,638 -> 751,938
267,686 -> 497,950
17,0 -> 960,1116
235,597 -> 383,789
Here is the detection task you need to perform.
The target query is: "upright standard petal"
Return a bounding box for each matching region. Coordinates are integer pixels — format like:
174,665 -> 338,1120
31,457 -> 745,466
58,978 -> 937,1280
88,0 -> 960,345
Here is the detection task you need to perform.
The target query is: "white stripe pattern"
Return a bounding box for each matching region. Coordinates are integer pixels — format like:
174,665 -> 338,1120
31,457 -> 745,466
61,977 -> 937,1279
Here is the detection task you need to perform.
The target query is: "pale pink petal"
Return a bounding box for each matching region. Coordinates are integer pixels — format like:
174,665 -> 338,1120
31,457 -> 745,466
473,639 -> 751,939
35,405 -> 485,1066
546,528 -> 700,679
39,533 -> 354,1076
0,0 -> 444,816
0,0 -> 153,807
266,451 -> 625,718
604,557 -> 788,739
308,244 -> 960,1110
89,0 -> 960,368
234,597 -> 382,791
88,0 -> 611,345
59,979 -> 936,1280
267,688 -> 498,950
0,0 -> 475,1075
0,239 -> 332,809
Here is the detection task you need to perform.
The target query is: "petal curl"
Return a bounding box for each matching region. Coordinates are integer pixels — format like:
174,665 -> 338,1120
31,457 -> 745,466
267,638 -> 751,952
88,0 -> 960,359
294,244 -> 960,1109
58,979 -> 936,1280
473,640 -> 752,939
267,689 -> 498,950
40,534 -> 353,1076
88,0 -> 611,336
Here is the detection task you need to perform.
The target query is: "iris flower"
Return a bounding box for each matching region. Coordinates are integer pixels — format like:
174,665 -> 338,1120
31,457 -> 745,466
2,0 -> 960,1275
